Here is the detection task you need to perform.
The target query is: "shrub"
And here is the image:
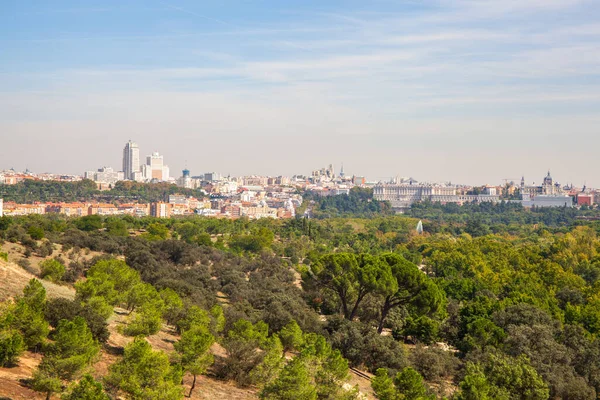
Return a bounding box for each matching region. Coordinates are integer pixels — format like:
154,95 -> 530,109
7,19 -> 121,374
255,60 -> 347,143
409,345 -> 461,383
40,259 -> 66,282
27,226 -> 45,240
44,298 -> 109,343
0,329 -> 25,367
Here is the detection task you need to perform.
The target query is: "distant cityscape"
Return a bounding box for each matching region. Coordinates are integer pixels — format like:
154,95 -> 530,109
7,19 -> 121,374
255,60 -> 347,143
0,140 -> 596,219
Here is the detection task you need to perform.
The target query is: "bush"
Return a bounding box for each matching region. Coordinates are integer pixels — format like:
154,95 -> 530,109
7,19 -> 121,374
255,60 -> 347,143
0,251 -> 7,262
44,298 -> 109,343
62,374 -> 109,400
329,319 -> 407,373
27,226 -> 45,240
0,329 -> 25,367
39,259 -> 66,282
36,241 -> 54,258
401,316 -> 440,345
123,305 -> 163,337
409,345 -> 461,383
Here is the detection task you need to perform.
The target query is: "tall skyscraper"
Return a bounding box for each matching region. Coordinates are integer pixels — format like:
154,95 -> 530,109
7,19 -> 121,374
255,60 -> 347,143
122,140 -> 140,180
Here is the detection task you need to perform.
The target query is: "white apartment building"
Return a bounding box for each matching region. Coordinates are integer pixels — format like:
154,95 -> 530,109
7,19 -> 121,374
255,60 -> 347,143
85,167 -> 124,185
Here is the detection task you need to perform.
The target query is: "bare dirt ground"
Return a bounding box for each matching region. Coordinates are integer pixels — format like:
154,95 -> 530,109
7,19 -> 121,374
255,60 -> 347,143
0,351 -> 49,400
0,252 -> 75,302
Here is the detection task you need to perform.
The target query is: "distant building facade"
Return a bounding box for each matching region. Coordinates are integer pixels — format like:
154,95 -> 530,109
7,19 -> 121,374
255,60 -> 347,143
520,195 -> 573,208
517,172 -> 573,208
85,167 -> 124,186
373,178 -> 500,211
521,171 -> 563,198
140,152 -> 170,182
150,202 -> 171,218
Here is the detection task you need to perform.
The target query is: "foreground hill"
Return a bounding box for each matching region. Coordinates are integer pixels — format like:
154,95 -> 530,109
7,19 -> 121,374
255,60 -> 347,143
0,243 -> 375,400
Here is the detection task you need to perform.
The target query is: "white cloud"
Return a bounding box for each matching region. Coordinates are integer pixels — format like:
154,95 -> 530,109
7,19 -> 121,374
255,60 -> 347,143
3,0 -> 600,184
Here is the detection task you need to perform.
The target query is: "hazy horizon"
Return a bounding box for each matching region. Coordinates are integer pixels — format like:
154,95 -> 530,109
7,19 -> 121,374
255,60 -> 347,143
2,1 -> 600,186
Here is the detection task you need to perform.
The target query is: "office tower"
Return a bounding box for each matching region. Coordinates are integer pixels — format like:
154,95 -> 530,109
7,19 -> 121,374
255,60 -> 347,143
122,140 -> 140,180
140,152 -> 170,181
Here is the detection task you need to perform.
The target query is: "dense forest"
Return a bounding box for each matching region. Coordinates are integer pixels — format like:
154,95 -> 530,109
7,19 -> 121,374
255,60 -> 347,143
2,200 -> 600,398
0,180 -> 206,203
301,187 -> 394,218
410,200 -> 600,229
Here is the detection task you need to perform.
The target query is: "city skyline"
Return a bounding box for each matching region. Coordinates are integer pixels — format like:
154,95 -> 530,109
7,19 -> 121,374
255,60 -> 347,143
2,1 -> 600,185
0,138 -> 592,187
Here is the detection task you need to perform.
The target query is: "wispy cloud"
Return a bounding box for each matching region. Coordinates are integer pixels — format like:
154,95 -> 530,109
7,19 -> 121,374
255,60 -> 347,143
2,0 -> 600,184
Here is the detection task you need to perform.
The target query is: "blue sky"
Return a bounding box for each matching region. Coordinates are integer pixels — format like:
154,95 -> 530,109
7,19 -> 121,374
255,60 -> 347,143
1,0 -> 600,185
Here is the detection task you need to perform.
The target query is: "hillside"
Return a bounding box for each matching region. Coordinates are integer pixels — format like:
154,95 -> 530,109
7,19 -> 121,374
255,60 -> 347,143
0,244 -> 75,301
0,244 -> 375,400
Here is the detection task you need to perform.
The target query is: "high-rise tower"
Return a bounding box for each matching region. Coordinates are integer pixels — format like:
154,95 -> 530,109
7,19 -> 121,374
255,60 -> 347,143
122,140 -> 140,180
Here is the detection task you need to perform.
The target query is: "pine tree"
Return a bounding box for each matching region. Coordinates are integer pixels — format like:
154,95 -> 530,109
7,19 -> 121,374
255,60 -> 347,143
62,374 -> 110,400
260,357 -> 317,400
279,320 -> 304,352
174,326 -> 215,397
105,337 -> 183,400
31,317 -> 100,400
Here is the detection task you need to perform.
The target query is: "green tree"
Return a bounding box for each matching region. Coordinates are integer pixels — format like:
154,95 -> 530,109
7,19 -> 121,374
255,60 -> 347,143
260,357 -> 317,400
105,337 -> 183,400
105,218 -> 129,237
176,222 -> 200,243
31,360 -> 63,400
0,329 -> 25,367
209,304 -> 225,335
125,282 -> 162,314
279,320 -> 304,352
249,335 -> 285,388
313,253 -> 394,320
123,303 -> 163,336
28,225 -> 45,240
11,279 -> 49,349
220,319 -> 270,385
372,368 -> 397,400
174,325 -> 215,397
377,254 -> 445,334
40,259 -> 66,282
177,306 -> 211,334
457,354 -> 549,400
32,317 -> 99,400
44,298 -> 110,343
76,259 -> 141,307
160,288 -> 184,325
21,278 -> 47,313
62,374 -> 110,400
457,363 -> 506,400
75,215 -> 103,232
46,317 -> 99,376
394,367 -> 429,400
143,223 -> 170,240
